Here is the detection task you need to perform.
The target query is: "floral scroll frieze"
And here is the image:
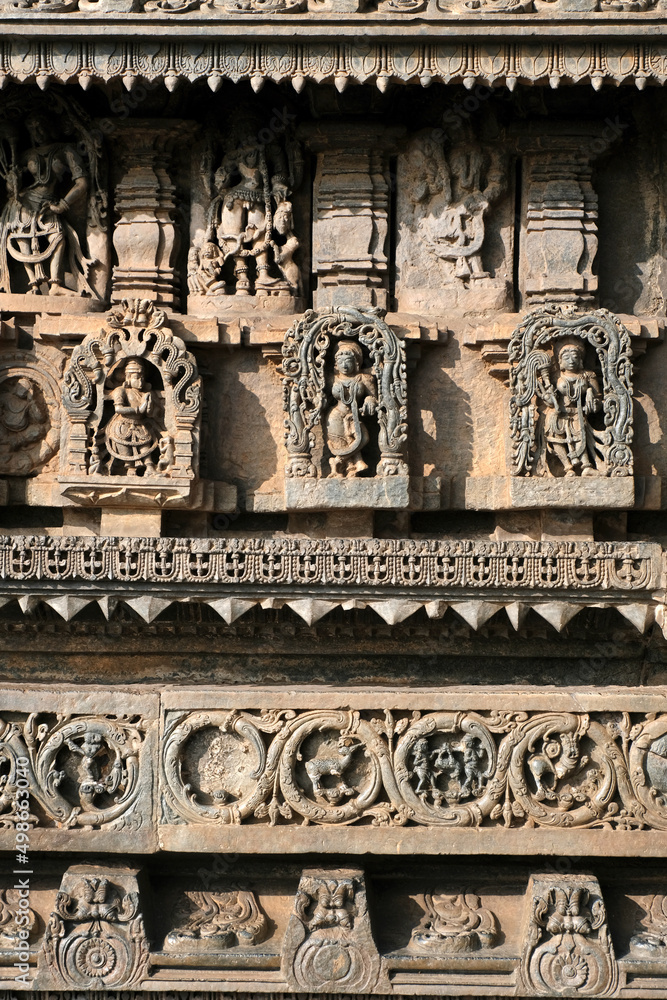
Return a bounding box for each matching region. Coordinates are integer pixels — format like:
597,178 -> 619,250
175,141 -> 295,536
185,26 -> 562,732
0,712 -> 151,834
160,708 -> 667,832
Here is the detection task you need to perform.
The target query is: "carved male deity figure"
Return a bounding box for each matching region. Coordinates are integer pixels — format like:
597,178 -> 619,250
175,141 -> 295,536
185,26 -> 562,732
191,120 -> 302,298
543,340 -> 602,478
0,113 -> 96,297
325,341 -> 378,478
103,359 -> 160,476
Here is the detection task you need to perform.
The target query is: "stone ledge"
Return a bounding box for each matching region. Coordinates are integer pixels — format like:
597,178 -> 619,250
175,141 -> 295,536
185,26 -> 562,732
465,475 -> 637,510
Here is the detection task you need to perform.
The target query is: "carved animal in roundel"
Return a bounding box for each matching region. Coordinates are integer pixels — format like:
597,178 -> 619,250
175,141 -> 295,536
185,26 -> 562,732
528,733 -> 587,802
304,737 -> 363,803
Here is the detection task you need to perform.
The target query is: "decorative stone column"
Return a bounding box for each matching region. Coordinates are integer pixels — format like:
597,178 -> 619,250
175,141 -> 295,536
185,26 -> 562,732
518,124 -> 611,307
300,122 -> 404,311
112,120 -> 192,308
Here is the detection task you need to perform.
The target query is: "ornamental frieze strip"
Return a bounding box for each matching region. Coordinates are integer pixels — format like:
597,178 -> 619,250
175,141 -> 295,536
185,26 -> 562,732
0,41 -> 665,89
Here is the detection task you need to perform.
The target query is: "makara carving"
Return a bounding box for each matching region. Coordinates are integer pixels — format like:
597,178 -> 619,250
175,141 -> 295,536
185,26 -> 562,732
282,308 -> 407,479
165,889 -> 267,951
509,306 -> 633,479
0,96 -> 106,300
0,713 -> 147,831
41,868 -> 150,989
160,709 -> 667,832
410,893 -> 498,953
61,298 -> 201,505
521,875 -> 618,997
0,345 -> 63,476
282,869 -> 386,993
189,116 -> 303,302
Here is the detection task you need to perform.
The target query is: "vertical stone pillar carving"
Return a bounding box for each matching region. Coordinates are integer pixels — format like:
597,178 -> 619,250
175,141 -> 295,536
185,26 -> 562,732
301,123 -> 404,311
112,121 -> 192,308
282,868 -> 387,993
521,873 -> 618,997
519,127 -> 611,307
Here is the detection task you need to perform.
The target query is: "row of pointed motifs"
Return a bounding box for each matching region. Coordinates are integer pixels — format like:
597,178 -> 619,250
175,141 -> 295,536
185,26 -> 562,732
4,694 -> 667,845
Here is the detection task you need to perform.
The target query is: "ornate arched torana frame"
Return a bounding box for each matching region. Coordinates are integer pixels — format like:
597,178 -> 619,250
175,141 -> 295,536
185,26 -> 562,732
508,305 -> 633,478
61,298 -> 201,485
281,307 -> 408,479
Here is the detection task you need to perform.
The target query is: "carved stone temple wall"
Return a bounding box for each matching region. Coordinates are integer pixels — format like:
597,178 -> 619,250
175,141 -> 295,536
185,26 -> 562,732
6,1 -> 667,999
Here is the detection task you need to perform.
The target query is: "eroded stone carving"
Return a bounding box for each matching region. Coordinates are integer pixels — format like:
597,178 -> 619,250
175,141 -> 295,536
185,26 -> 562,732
282,308 -> 407,480
40,867 -> 150,989
60,299 -> 201,505
282,869 -> 386,993
409,893 -> 498,953
509,306 -> 633,479
521,874 -> 618,997
164,890 -> 267,951
0,889 -> 37,949
631,894 -> 667,955
189,115 -> 303,306
0,96 -> 106,301
0,345 -> 63,477
397,127 -> 510,311
0,713 -> 147,831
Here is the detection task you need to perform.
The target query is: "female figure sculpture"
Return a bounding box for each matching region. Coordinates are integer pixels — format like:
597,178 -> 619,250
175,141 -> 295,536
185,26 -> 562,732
325,341 -> 377,478
544,340 -> 601,477
104,359 -> 160,476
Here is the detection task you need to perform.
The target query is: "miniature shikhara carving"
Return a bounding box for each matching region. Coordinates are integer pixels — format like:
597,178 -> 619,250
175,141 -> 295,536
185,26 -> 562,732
41,869 -> 149,989
61,299 -> 201,503
509,306 -> 634,479
189,115 -> 303,300
0,345 -> 63,476
410,893 -> 498,953
522,875 -> 618,997
282,308 -> 407,479
282,869 -> 386,993
165,889 -> 267,951
0,97 -> 106,299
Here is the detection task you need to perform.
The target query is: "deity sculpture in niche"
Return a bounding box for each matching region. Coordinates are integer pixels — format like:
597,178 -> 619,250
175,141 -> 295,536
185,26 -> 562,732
60,299 -> 201,504
0,97 -> 106,300
509,306 -> 633,479
188,115 -> 303,303
282,308 -> 407,482
396,124 -> 510,311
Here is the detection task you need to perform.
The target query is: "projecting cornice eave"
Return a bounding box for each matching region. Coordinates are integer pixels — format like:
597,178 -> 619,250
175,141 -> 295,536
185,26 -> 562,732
0,535 -> 664,634
2,34 -> 667,89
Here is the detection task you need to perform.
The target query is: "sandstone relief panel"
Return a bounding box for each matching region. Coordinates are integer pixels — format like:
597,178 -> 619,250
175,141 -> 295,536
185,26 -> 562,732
0,94 -> 107,309
281,307 -> 408,509
60,299 -> 202,508
188,109 -> 304,315
396,125 -> 512,313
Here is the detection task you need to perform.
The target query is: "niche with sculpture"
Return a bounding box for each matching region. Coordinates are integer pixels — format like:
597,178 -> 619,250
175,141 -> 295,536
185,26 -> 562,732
0,346 -> 64,479
187,109 -> 304,315
395,123 -> 512,313
59,299 -> 202,508
507,305 -> 634,507
281,308 -> 409,509
0,94 -> 108,309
